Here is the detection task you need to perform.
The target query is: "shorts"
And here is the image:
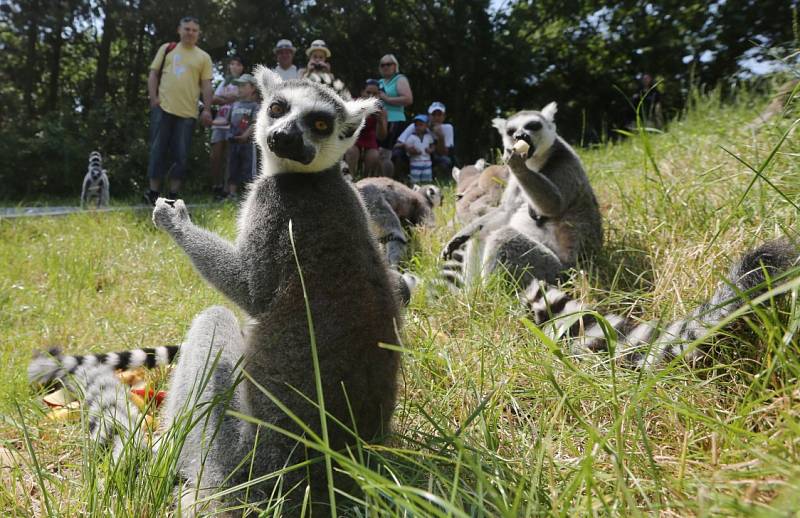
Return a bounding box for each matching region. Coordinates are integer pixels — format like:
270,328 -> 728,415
211,127 -> 229,145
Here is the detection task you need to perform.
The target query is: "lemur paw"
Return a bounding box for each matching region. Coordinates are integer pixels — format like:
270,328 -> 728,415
152,197 -> 190,231
441,235 -> 468,260
504,150 -> 527,172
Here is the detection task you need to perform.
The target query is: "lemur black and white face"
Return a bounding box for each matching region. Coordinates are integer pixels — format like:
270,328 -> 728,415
89,168 -> 106,182
254,66 -> 379,174
492,102 -> 558,160
413,184 -> 443,208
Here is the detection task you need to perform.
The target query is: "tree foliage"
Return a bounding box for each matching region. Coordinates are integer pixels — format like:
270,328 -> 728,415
0,0 -> 796,198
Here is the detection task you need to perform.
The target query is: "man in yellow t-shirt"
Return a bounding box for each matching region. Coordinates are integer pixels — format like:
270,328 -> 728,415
144,16 -> 214,204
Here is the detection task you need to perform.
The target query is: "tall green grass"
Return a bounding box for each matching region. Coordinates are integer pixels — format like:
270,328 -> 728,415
1,81 -> 798,516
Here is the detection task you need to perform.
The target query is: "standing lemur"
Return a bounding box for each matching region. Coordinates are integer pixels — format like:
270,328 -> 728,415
441,103 -> 603,288
80,150 -> 110,209
356,177 -> 442,267
29,67 -> 407,515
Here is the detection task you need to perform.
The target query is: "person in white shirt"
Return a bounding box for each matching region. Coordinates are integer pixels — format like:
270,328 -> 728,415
272,39 -> 299,80
394,101 -> 455,180
405,114 -> 435,184
426,101 -> 455,171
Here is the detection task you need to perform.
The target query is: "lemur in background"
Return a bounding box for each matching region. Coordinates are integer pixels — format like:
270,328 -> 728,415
356,177 -> 442,267
439,105 -> 800,371
452,159 -> 509,225
441,103 -> 603,288
80,151 -> 110,208
30,67 -> 407,515
523,237 -> 799,370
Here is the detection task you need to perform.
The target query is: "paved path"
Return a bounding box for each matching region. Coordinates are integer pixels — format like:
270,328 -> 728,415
0,203 -> 213,219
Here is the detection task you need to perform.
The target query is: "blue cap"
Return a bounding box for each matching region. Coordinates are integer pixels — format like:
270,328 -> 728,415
413,114 -> 429,124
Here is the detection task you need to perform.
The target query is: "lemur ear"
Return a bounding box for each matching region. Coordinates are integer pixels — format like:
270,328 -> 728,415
341,97 -> 381,139
412,184 -> 421,192
541,102 -> 557,122
254,65 -> 283,97
491,118 -> 507,138
451,166 -> 461,181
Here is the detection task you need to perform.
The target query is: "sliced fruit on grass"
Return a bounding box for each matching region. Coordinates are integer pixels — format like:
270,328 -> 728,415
43,388 -> 75,408
130,388 -> 167,407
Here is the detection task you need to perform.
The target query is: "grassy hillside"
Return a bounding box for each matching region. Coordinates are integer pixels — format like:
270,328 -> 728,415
0,85 -> 798,516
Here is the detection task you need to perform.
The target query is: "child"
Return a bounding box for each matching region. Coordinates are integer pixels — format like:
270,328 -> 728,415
404,114 -> 435,184
344,79 -> 388,177
225,73 -> 260,199
210,56 -> 244,199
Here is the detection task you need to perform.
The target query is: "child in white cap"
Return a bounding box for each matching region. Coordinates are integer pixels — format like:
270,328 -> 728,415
405,114 -> 435,184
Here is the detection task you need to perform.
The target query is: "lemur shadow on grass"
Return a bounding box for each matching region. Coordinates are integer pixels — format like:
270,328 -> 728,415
493,233 -> 656,314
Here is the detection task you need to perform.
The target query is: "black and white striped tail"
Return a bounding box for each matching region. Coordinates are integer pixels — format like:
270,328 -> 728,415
28,345 -> 180,389
69,363 -> 148,459
521,238 -> 799,370
26,345 -> 179,459
437,247 -> 467,290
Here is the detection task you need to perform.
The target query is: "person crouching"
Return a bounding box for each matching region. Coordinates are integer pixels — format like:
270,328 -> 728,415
405,114 -> 435,184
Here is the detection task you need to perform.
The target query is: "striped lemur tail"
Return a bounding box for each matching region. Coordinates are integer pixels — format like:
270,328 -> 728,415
520,238 -> 799,369
28,345 -> 179,457
28,345 -> 180,388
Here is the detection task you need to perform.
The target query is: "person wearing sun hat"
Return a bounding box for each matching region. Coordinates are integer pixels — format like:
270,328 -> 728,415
272,39 -> 299,80
299,39 -> 332,78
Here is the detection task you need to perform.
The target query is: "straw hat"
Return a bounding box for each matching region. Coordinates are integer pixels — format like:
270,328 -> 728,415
305,39 -> 331,58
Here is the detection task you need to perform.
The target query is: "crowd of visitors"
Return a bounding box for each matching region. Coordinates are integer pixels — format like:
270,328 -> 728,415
143,16 -> 458,204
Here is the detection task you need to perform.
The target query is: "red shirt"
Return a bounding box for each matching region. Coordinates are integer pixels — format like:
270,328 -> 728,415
355,114 -> 379,150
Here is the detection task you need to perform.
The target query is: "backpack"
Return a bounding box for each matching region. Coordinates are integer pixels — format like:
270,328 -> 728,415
158,42 -> 178,77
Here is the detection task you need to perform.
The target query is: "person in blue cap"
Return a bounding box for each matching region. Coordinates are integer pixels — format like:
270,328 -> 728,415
404,114 -> 435,184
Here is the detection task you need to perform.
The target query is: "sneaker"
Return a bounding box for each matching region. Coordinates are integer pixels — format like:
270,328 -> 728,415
143,190 -> 159,206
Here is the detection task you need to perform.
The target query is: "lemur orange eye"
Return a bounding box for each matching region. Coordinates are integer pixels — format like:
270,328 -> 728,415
314,120 -> 329,131
269,103 -> 285,117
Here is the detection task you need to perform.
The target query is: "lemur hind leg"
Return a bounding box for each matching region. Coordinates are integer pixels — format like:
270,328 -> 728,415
482,226 -> 564,287
161,305 -> 251,516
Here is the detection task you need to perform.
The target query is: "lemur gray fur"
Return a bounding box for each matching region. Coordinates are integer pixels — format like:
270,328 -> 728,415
80,151 -> 110,208
356,177 -> 442,267
521,237 -> 799,370
29,67 -> 406,515
441,103 -> 603,289
452,158 -> 485,191
452,160 -> 509,225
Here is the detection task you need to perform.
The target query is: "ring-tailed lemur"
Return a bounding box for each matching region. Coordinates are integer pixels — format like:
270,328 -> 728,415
453,161 -> 509,225
303,70 -> 351,100
522,237 -> 799,370
356,177 -> 442,267
452,158 -> 485,191
80,150 -> 110,208
441,103 -> 603,288
29,67 -> 407,515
